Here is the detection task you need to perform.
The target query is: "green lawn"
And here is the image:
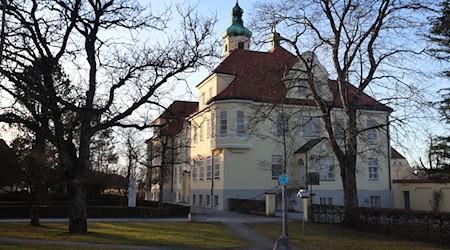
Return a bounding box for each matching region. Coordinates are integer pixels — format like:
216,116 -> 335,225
248,222 -> 448,250
0,222 -> 247,249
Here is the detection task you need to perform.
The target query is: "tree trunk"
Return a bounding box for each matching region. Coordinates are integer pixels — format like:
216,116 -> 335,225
60,139 -> 88,233
342,109 -> 360,225
30,205 -> 40,227
158,168 -> 164,209
68,172 -> 87,233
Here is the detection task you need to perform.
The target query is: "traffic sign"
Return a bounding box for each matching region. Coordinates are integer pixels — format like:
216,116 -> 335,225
278,174 -> 289,186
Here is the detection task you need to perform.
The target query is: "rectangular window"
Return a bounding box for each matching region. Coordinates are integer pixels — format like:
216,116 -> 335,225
199,194 -> 203,206
271,155 -> 283,179
303,117 -> 320,137
219,111 -> 227,137
201,92 -> 206,105
206,157 -> 212,180
320,197 -> 333,205
368,158 -> 379,181
214,155 -> 220,179
214,195 -> 219,207
200,123 -> 204,141
211,112 -> 215,138
207,118 -> 211,139
199,159 -> 204,181
184,143 -> 189,160
367,119 -> 378,141
192,163 -> 198,182
174,167 -> 179,184
236,111 -> 246,137
317,156 -> 335,181
295,79 -> 308,95
370,196 -> 380,207
276,114 -> 289,137
193,127 -> 198,143
333,118 -> 345,139
192,194 -> 196,205
206,195 -> 210,207
178,166 -> 182,183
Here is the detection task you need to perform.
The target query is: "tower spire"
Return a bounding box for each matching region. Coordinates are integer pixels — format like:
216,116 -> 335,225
222,2 -> 252,57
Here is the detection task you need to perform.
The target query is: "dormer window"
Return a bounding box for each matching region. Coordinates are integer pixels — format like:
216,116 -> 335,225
295,79 -> 308,95
225,44 -> 228,52
238,42 -> 244,49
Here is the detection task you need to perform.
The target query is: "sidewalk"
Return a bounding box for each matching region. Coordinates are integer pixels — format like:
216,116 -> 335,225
0,210 -> 301,249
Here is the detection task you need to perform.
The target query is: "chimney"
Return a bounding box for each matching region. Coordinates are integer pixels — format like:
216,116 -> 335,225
270,32 -> 281,48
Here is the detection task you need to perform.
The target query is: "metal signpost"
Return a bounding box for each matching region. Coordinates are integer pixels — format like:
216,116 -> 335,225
278,174 -> 289,236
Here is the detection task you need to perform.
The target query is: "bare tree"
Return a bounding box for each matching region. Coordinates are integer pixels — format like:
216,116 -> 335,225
0,0 -> 216,233
252,0 -> 437,222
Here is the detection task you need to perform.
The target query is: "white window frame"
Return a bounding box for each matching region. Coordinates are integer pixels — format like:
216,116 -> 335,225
317,156 -> 335,181
213,155 -> 220,180
199,158 -> 205,181
271,155 -> 283,179
236,110 -> 246,138
276,114 -> 289,137
295,79 -> 308,95
206,156 -> 212,180
370,196 -> 381,207
200,123 -> 204,142
367,119 -> 378,141
219,111 -> 228,138
193,127 -> 198,143
206,118 -> 211,139
192,163 -> 198,182
368,158 -> 379,181
303,117 -> 320,137
211,112 -> 215,138
214,195 -> 219,207
320,197 -> 333,205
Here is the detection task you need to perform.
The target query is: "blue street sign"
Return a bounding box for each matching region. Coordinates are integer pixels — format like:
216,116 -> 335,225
278,174 -> 289,186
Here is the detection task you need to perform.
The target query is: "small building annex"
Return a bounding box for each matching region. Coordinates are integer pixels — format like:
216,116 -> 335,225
146,2 -> 397,211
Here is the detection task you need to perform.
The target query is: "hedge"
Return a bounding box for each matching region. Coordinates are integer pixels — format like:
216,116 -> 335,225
312,204 -> 450,245
0,205 -> 190,218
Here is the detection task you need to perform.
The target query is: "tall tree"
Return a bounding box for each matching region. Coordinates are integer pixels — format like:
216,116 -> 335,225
428,0 -> 450,77
252,0 -> 435,222
422,0 -> 450,181
10,133 -> 62,226
0,0 -> 216,233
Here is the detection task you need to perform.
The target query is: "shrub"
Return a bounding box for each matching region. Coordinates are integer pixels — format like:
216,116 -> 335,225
228,198 -> 265,215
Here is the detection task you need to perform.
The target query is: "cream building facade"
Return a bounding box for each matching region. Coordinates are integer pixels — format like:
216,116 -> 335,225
147,2 -> 396,211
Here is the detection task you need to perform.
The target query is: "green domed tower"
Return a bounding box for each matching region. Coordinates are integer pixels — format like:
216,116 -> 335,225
222,1 -> 252,57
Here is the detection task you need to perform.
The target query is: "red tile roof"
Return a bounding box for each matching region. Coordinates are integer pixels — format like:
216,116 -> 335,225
391,147 -> 406,159
211,47 -> 392,112
158,101 -> 198,136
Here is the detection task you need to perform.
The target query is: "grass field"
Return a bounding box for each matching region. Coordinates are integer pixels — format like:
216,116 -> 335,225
0,222 -> 246,249
248,222 -> 448,250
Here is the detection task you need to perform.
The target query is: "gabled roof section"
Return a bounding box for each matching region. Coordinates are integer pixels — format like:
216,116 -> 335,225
295,138 -> 325,154
210,46 -> 392,112
213,46 -> 297,103
158,101 -> 198,136
391,147 -> 406,159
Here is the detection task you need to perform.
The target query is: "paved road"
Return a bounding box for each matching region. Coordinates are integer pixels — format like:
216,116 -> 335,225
0,210 -> 302,249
